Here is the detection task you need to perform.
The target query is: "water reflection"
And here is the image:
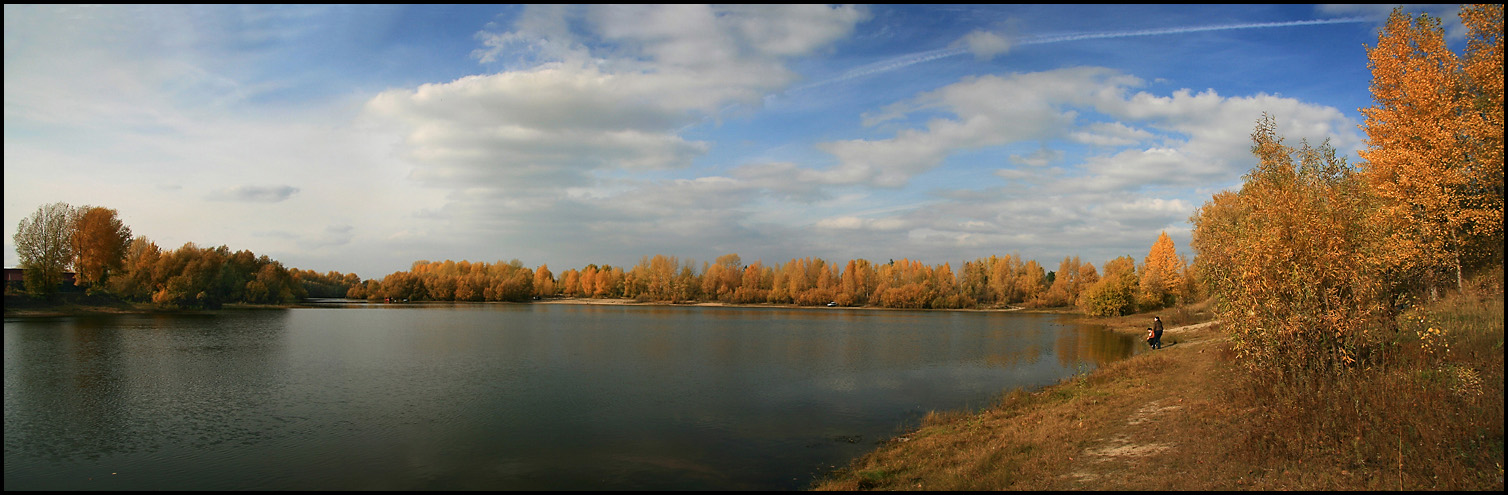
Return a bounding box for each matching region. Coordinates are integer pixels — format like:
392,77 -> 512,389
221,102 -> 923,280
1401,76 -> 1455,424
6,305 -> 1133,490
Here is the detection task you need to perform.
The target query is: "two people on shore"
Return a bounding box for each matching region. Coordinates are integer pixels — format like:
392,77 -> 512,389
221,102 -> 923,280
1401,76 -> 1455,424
1145,316 -> 1164,349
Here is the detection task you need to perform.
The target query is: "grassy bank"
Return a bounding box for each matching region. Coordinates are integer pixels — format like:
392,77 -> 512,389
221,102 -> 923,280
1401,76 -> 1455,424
813,294 -> 1504,490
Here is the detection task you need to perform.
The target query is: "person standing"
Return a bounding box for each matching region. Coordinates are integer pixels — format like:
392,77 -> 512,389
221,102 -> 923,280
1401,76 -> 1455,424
1152,316 -> 1164,349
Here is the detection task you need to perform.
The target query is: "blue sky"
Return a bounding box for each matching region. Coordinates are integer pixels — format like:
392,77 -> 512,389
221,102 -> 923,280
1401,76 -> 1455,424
3,4 -> 1471,279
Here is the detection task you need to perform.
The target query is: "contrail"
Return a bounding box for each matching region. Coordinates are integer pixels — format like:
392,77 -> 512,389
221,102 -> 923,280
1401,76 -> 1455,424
1017,16 -> 1372,46
786,17 -> 1372,94
791,47 -> 967,92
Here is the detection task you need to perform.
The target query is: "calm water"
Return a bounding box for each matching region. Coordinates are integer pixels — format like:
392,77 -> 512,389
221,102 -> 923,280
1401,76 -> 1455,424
4,303 -> 1136,490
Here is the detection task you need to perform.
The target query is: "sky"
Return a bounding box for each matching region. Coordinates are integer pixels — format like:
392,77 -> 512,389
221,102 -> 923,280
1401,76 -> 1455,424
3,4 -> 1474,279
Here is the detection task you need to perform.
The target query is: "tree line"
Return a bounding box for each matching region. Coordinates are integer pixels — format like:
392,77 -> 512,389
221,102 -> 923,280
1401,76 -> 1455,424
12,198 -> 1197,312
9,202 -> 350,308
342,234 -> 1197,313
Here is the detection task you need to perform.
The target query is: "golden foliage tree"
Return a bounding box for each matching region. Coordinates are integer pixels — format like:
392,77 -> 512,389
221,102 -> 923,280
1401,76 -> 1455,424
69,206 -> 133,291
1041,256 -> 1088,307
533,264 -> 556,298
1138,231 -> 1185,309
1192,115 -> 1389,375
700,254 -> 742,302
109,236 -> 162,300
1360,5 -> 1505,294
836,258 -> 877,306
1078,255 -> 1138,317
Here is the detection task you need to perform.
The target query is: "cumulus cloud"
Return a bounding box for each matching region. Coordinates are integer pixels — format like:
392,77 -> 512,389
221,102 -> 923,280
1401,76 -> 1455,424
373,4 -> 868,198
747,64 -> 1361,267
781,67 -> 1357,199
364,5 -> 872,264
809,68 -> 1142,188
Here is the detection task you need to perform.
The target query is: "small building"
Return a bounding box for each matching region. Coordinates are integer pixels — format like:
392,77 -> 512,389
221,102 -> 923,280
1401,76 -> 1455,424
4,267 -> 79,291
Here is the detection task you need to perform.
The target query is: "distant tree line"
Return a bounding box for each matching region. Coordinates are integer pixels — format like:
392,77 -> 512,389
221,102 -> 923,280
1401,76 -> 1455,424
11,201 -> 1196,312
9,202 -> 364,308
346,237 -> 1201,312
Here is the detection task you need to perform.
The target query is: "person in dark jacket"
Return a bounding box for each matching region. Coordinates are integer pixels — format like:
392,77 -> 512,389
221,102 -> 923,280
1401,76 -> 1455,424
1151,316 -> 1164,349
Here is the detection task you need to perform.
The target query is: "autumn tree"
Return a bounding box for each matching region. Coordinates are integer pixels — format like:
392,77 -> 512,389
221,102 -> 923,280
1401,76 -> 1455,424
1078,255 -> 1138,317
701,254 -> 743,302
533,264 -> 556,298
836,258 -> 877,306
67,206 -> 133,291
109,236 -> 162,300
958,258 -> 992,304
987,254 -> 1020,304
1137,231 -> 1185,310
930,262 -> 971,308
482,262 -> 533,302
292,269 -> 363,299
597,265 -> 624,299
1462,5 -> 1504,235
1360,5 -> 1505,295
731,261 -> 772,303
1041,256 -> 1088,307
13,202 -> 76,298
1191,115 -> 1388,375
1015,259 -> 1047,307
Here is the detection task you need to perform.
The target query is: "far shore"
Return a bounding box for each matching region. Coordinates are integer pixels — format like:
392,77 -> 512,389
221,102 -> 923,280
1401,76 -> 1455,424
7,293 -> 1093,319
7,294 -> 1186,336
531,296 -> 1038,313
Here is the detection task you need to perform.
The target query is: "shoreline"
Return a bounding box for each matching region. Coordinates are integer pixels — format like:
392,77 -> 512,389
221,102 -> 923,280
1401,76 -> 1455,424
811,316 -> 1227,490
530,296 -> 1042,313
6,294 -> 1187,339
5,291 -> 1134,318
6,294 -> 1101,319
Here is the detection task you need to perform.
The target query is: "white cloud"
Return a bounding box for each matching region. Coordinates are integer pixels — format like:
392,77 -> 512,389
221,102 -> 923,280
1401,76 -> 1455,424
1070,121 -> 1156,147
211,185 -> 300,203
959,30 -> 1012,60
376,5 -> 870,194
744,64 -> 1361,270
1008,145 -> 1063,167
815,68 -> 1142,188
356,5 -> 872,268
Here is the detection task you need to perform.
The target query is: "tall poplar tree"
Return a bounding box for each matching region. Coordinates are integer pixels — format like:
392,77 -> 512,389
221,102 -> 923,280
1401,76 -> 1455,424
1360,5 -> 1505,293
1138,231 -> 1184,309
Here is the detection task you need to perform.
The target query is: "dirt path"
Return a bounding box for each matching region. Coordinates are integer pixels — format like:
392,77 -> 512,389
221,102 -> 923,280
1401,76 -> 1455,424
1051,322 -> 1237,490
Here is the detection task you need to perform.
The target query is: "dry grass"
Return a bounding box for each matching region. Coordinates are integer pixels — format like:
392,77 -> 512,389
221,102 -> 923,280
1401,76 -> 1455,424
812,293 -> 1503,491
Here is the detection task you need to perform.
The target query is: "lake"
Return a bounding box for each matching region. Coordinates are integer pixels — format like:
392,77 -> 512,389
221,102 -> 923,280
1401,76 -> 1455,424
4,302 -> 1137,490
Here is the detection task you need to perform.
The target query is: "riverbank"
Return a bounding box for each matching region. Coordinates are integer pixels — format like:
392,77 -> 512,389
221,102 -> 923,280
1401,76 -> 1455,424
811,316 -> 1235,490
4,293 -> 1040,318
3,293 -> 293,318
533,296 -> 1034,312
811,295 -> 1504,490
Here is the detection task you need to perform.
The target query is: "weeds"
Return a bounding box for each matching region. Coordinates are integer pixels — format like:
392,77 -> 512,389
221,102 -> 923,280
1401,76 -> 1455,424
1221,290 -> 1503,490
